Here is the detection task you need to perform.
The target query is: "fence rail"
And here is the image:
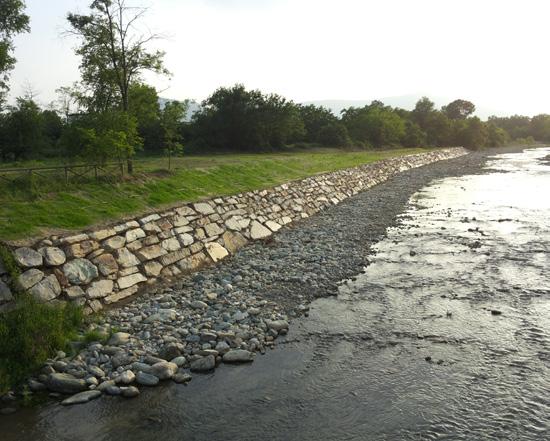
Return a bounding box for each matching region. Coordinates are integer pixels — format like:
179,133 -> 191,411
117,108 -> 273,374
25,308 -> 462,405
0,161 -> 132,192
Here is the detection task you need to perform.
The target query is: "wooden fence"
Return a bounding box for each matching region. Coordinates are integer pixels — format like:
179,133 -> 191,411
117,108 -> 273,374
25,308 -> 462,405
0,162 -> 130,190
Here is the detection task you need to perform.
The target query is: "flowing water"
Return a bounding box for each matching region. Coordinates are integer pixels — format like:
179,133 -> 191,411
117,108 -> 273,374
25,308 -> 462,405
4,148 -> 550,440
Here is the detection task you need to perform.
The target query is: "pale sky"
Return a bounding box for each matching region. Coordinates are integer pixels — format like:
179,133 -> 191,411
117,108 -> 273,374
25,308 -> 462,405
9,0 -> 550,117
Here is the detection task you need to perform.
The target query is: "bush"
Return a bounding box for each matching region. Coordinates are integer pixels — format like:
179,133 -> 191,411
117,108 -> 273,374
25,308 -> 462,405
0,295 -> 84,394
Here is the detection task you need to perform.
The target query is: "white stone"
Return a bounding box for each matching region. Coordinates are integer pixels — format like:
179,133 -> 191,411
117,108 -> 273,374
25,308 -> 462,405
161,238 -> 181,252
204,222 -> 224,237
114,221 -> 139,233
104,285 -> 138,304
89,228 -> 116,241
172,216 -> 190,227
193,202 -> 215,215
143,261 -> 163,277
224,217 -> 242,231
175,206 -> 196,216
206,243 -> 229,262
102,235 -> 126,250
139,214 -> 161,225
116,248 -> 140,268
117,273 -> 147,290
250,221 -> 272,240
265,220 -> 282,232
179,233 -> 194,246
125,228 -> 146,243
39,247 -> 66,266
59,234 -> 89,245
86,280 -> 114,299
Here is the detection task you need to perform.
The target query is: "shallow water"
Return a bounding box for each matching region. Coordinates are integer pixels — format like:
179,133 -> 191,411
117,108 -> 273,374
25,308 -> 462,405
3,148 -> 550,440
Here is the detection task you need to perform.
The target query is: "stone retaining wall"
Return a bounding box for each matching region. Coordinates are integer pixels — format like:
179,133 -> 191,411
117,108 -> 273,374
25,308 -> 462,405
0,148 -> 467,313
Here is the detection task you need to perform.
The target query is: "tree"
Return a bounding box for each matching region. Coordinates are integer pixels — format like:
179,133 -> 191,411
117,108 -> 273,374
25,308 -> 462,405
59,110 -> 142,165
341,102 -> 405,147
67,0 -> 169,112
455,117 -> 488,149
128,83 -> 162,153
488,115 -> 531,141
530,114 -> 550,142
411,97 -> 435,130
1,97 -> 45,160
191,84 -> 303,151
67,0 -> 169,172
486,123 -> 509,147
298,104 -> 338,144
317,122 -> 351,147
442,99 -> 476,120
402,120 -> 427,147
0,0 -> 30,105
160,100 -> 186,169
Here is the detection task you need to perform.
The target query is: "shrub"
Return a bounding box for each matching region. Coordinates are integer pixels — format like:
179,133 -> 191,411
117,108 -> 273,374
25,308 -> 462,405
0,294 -> 84,394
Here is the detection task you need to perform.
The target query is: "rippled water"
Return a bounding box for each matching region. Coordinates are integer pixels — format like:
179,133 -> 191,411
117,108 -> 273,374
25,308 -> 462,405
4,148 -> 550,440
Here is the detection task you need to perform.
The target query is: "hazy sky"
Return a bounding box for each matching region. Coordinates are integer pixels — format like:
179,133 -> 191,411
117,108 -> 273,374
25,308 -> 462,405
9,0 -> 550,117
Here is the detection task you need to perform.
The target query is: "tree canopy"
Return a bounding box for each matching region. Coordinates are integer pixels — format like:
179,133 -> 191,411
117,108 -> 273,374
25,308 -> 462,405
0,0 -> 30,105
66,0 -> 169,113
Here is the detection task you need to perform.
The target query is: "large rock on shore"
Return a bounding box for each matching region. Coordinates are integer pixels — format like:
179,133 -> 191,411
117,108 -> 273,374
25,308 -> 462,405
190,355 -> 216,372
61,390 -> 101,405
222,350 -> 255,363
150,361 -> 178,380
46,373 -> 88,394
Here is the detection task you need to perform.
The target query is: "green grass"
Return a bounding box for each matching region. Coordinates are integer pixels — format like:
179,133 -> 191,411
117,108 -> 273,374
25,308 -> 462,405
0,295 -> 84,394
0,147 -> 430,241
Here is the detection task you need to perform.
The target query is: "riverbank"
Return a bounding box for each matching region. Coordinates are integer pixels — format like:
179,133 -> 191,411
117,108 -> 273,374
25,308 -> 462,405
0,147 -> 430,241
0,147 -> 520,419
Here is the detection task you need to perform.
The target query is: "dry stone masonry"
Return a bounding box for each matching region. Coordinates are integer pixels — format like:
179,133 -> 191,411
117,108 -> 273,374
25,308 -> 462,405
0,148 -> 467,313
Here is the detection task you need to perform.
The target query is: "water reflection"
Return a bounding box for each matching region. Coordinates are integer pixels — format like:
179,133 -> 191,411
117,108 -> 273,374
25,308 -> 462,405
3,148 -> 550,440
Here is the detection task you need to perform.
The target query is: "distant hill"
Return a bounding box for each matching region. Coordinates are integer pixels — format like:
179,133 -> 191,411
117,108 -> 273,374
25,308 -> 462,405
302,95 -> 504,120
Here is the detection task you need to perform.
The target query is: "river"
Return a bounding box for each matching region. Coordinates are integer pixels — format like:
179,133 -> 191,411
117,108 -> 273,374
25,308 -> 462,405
3,147 -> 550,440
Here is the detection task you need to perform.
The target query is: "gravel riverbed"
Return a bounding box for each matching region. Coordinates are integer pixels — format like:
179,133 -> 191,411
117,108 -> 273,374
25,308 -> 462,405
1,148 -> 512,409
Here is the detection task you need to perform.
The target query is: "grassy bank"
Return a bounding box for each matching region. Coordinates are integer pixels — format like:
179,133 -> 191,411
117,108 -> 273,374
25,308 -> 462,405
0,147 -> 430,241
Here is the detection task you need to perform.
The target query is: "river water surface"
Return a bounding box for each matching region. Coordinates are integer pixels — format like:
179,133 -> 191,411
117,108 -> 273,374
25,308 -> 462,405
4,148 -> 550,440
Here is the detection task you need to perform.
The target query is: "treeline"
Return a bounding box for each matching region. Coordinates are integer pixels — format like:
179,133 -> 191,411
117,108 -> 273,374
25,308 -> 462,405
2,83 -> 547,163
0,1 -> 547,166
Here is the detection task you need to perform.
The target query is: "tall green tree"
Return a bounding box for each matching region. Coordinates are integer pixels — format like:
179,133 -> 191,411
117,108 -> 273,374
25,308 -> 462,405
67,0 -> 169,112
192,84 -> 303,151
442,99 -> 476,120
59,110 -> 141,165
67,0 -> 169,172
341,102 -> 405,147
0,0 -> 30,105
160,100 -> 187,169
